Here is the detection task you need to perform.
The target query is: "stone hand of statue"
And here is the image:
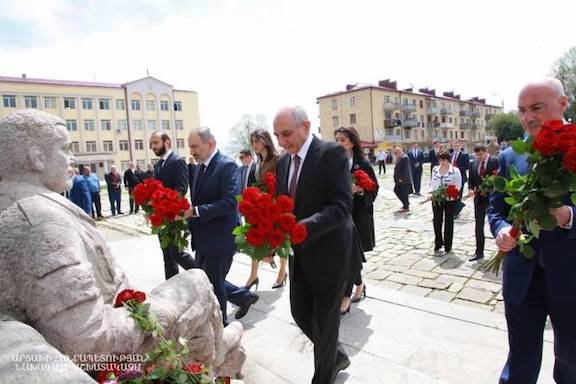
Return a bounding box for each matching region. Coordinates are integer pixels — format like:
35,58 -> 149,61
550,206 -> 572,227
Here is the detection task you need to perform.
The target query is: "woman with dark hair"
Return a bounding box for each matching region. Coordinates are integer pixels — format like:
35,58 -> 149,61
244,129 -> 289,290
334,127 -> 379,314
427,150 -> 462,256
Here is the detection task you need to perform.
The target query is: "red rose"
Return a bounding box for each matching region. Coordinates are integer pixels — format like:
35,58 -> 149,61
558,131 -> 576,151
263,172 -> 276,186
152,189 -> 166,200
246,228 -> 265,246
166,190 -> 179,200
542,119 -> 564,132
150,213 -> 164,227
265,202 -> 282,223
290,223 -> 307,245
114,289 -> 135,307
277,195 -> 294,213
278,214 -> 296,232
534,126 -> 562,155
184,363 -> 204,374
446,185 -> 459,200
257,219 -> 274,235
246,207 -> 265,225
179,198 -> 190,211
267,229 -> 284,248
239,199 -> 255,216
563,147 -> 576,172
132,291 -> 146,304
257,193 -> 273,208
169,202 -> 181,214
242,187 -> 261,203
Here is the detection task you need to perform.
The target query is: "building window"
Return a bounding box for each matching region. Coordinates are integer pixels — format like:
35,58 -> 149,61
117,120 -> 128,131
174,101 -> 182,111
131,99 -> 141,110
177,139 -> 185,148
175,120 -> 184,130
131,120 -> 142,130
63,97 -> 75,109
119,140 -> 129,151
384,95 -> 390,103
66,119 -> 77,131
137,159 -> 145,168
421,130 -> 425,139
100,120 -> 111,131
84,120 -> 95,131
82,98 -> 93,109
350,113 -> 356,124
419,100 -> 424,109
25,96 -> 38,109
386,128 -> 393,136
71,141 -> 80,153
120,161 -> 130,171
461,131 -> 465,139
160,100 -> 170,111
3,95 -> 16,108
85,141 -> 97,152
332,116 -> 339,128
449,131 -> 453,139
99,98 -> 110,110
147,120 -> 156,130
135,140 -> 144,150
349,96 -> 356,107
115,99 -> 125,110
161,120 -> 170,130
146,100 -> 156,111
404,129 -> 411,139
331,99 -> 338,111
44,96 -> 57,109
103,141 -> 113,152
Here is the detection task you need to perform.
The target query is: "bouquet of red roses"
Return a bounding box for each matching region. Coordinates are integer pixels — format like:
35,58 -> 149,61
133,178 -> 191,251
352,170 -> 376,192
430,184 -> 459,206
233,172 -> 307,260
482,120 -> 576,273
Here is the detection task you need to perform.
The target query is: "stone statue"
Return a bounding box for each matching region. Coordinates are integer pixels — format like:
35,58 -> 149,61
0,110 -> 245,380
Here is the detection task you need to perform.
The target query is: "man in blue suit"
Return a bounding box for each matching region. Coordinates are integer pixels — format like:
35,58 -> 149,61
488,78 -> 576,383
451,141 -> 469,217
407,143 -> 424,195
186,127 -> 258,325
69,167 -> 92,215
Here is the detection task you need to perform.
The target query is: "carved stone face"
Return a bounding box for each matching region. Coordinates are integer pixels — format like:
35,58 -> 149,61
39,123 -> 76,193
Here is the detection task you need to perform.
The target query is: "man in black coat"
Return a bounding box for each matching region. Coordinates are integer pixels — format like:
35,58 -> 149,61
123,162 -> 140,214
429,141 -> 441,173
407,143 -> 424,195
467,143 -> 499,261
451,141 -> 469,217
238,149 -> 256,191
274,106 -> 353,384
393,146 -> 413,212
149,131 -> 197,280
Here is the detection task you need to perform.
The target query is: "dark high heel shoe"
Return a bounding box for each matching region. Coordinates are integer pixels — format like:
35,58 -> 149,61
271,273 -> 287,289
340,302 -> 351,316
245,277 -> 259,291
351,285 -> 366,303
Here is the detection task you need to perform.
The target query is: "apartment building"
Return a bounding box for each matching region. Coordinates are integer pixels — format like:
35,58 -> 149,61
0,75 -> 199,178
317,79 -> 502,152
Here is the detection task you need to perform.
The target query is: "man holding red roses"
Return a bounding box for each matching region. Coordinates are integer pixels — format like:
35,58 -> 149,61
274,106 -> 353,384
488,79 -> 576,383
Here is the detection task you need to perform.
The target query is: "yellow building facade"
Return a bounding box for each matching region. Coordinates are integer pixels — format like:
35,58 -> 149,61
317,79 -> 502,151
0,75 -> 199,178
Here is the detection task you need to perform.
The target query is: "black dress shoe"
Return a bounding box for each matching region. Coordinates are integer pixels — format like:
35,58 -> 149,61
235,294 -> 259,320
332,352 -> 351,381
469,254 -> 484,262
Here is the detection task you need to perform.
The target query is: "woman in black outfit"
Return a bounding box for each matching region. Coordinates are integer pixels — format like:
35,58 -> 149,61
334,127 -> 379,314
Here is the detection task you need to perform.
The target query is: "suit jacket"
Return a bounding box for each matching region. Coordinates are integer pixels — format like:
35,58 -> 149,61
275,136 -> 353,290
104,172 -> 122,192
69,175 -> 92,214
429,149 -> 439,171
468,156 -> 499,201
407,149 -> 424,175
239,162 -> 257,191
189,151 -> 240,256
451,151 -> 469,183
123,169 -> 140,189
394,154 -> 413,185
351,156 -> 379,252
487,147 -> 576,305
155,152 -> 188,195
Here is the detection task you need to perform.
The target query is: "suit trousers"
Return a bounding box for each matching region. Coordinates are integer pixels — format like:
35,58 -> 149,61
474,196 -> 489,256
290,259 -> 347,384
412,169 -> 422,194
378,160 -> 386,175
90,192 -> 102,217
128,186 -> 139,213
454,178 -> 466,216
108,189 -> 121,214
161,243 -> 198,280
500,265 -> 576,383
432,200 -> 456,252
394,183 -> 411,209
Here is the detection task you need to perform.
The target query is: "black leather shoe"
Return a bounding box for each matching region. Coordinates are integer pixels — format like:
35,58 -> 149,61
235,294 -> 259,320
332,352 -> 351,381
469,254 -> 484,262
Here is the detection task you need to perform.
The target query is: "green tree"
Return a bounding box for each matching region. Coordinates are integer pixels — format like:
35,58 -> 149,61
551,47 -> 576,123
488,112 -> 524,142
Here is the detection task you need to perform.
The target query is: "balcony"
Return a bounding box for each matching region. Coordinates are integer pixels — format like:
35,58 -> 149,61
383,102 -> 400,111
440,122 -> 454,129
427,121 -> 440,129
401,119 -> 418,128
401,104 -> 417,112
384,119 -> 399,128
460,122 -> 472,129
459,110 -> 472,117
471,123 -> 480,130
486,112 -> 496,120
426,106 -> 439,114
471,110 -> 481,118
440,108 -> 452,115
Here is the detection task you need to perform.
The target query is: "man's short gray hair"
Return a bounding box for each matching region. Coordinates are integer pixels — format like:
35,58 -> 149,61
544,78 -> 566,97
190,126 -> 216,144
291,106 -> 309,125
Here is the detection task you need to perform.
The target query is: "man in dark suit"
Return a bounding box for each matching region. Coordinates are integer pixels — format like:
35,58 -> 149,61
186,127 -> 258,325
123,162 -> 140,214
238,149 -> 256,191
429,141 -> 441,173
149,131 -> 197,280
488,79 -> 576,383
393,146 -> 413,212
407,143 -> 424,195
274,106 -> 353,384
467,143 -> 499,262
104,165 -> 122,215
451,141 -> 469,217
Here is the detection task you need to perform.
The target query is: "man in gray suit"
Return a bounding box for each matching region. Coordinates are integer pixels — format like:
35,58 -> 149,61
393,146 -> 413,212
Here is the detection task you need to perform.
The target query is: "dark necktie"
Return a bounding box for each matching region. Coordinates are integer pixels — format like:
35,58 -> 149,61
452,152 -> 458,166
196,163 -> 207,189
289,155 -> 301,198
158,159 -> 164,169
479,161 -> 486,177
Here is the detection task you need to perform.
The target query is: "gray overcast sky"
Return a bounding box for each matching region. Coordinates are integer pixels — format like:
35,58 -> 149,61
1,0 -> 574,145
